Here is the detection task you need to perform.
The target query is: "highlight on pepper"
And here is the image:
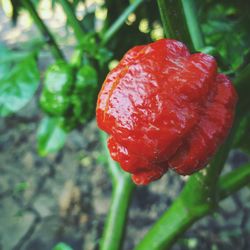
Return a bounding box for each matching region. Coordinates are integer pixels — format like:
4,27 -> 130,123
96,39 -> 237,185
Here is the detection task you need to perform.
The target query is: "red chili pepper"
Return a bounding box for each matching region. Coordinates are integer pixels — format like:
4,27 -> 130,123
96,39 -> 237,185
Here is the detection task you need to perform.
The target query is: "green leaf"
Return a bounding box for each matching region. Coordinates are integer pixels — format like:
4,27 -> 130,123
0,43 -> 11,79
0,44 -> 39,116
37,116 -> 67,156
14,181 -> 30,193
95,47 -> 113,67
52,242 -> 73,250
77,33 -> 112,67
199,1 -> 250,70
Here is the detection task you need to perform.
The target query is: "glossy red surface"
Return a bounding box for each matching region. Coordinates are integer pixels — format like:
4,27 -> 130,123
96,39 -> 238,185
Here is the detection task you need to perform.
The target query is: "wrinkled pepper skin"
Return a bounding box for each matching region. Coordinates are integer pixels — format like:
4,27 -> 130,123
96,39 -> 237,185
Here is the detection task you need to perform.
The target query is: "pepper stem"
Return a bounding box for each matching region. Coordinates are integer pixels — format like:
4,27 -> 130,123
157,0 -> 196,51
99,131 -> 135,250
21,0 -> 65,61
101,0 -> 144,45
57,0 -> 85,43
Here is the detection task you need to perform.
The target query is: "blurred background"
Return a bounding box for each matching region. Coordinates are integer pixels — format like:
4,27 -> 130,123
0,0 -> 250,249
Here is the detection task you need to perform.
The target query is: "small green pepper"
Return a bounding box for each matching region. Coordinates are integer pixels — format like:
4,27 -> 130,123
40,61 -> 73,116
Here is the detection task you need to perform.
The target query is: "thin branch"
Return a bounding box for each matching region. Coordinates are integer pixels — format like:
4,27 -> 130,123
135,157 -> 249,250
12,207 -> 41,250
101,0 -> 144,45
21,0 -> 65,61
99,131 -> 125,184
100,178 -> 134,250
99,131 -> 135,250
57,0 -> 85,43
219,163 -> 250,199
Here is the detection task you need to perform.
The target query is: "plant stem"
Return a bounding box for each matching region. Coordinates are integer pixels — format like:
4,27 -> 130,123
99,131 -> 135,250
157,0 -> 196,51
100,177 -> 134,250
21,0 -> 65,61
181,0 -> 204,50
219,163 -> 250,199
101,0 -> 144,45
135,161 -> 250,250
57,0 -> 85,43
99,131 -> 125,183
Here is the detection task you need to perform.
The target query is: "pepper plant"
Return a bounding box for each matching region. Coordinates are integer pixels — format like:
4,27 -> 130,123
0,0 -> 250,249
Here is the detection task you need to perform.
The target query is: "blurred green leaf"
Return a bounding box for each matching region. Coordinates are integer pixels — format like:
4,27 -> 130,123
199,1 -> 250,70
79,33 -> 98,54
14,181 -> 30,193
15,209 -> 24,217
95,47 -> 113,67
52,242 -> 73,250
0,44 -> 39,117
76,33 -> 113,67
0,43 -> 11,79
97,154 -> 108,165
37,116 -> 67,156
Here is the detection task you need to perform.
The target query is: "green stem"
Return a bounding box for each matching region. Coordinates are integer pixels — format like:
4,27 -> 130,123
181,0 -> 204,50
135,196 -> 208,250
219,163 -> 250,199
99,131 -> 135,250
157,0 -> 195,51
21,0 -> 65,61
101,0 -> 144,45
57,0 -> 85,43
135,162 -> 250,250
100,131 -> 124,183
100,177 -> 134,250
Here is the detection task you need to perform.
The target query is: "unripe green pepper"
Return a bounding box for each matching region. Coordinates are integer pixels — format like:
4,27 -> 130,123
40,61 -> 98,132
40,61 -> 74,116
72,65 -> 98,124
